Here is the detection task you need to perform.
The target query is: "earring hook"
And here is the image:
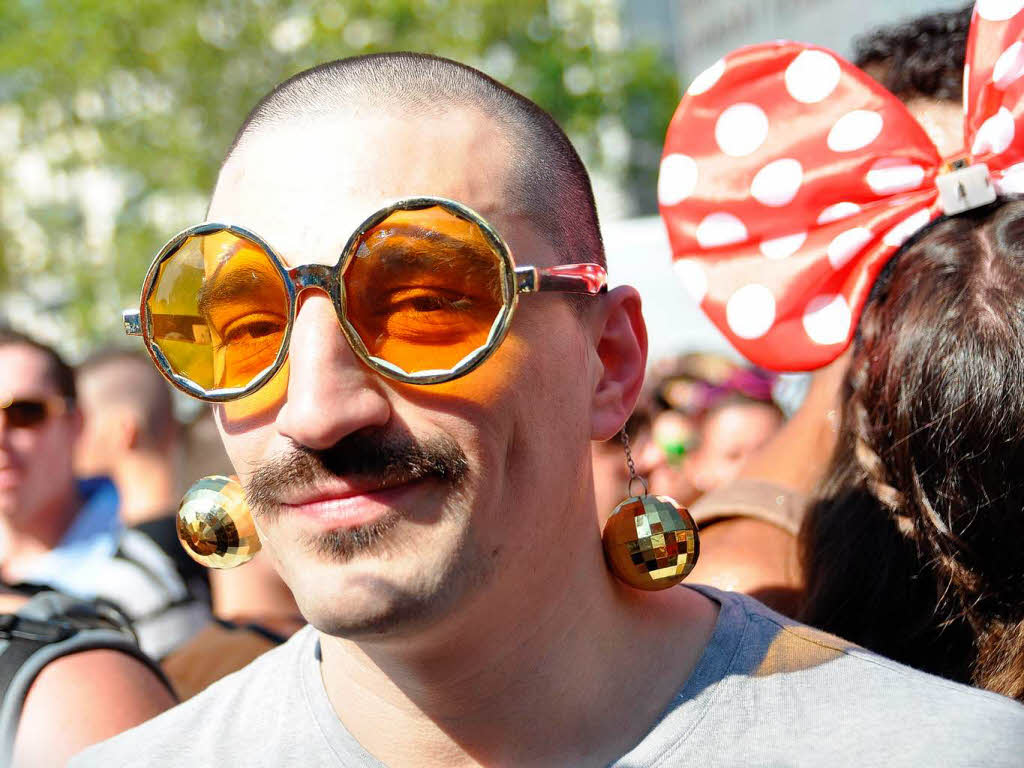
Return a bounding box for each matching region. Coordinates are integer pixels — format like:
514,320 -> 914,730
620,429 -> 650,498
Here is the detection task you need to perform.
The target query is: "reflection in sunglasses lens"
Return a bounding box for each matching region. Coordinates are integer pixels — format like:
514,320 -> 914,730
147,231 -> 289,392
343,206 -> 506,376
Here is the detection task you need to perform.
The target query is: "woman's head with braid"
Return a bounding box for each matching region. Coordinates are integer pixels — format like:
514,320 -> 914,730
801,199 -> 1024,700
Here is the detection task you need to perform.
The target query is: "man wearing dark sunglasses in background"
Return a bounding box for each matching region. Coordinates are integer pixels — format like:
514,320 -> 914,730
76,54 -> 1023,767
0,327 -> 207,661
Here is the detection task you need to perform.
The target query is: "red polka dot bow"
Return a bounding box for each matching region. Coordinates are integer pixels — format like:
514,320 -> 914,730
659,2 -> 1024,371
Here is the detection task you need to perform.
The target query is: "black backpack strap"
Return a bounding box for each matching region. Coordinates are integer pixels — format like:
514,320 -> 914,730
0,613 -> 75,700
0,591 -> 176,765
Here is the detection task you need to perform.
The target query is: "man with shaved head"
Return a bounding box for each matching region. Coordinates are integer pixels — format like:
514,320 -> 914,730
75,349 -> 210,593
76,350 -> 181,524
75,54 -> 1024,767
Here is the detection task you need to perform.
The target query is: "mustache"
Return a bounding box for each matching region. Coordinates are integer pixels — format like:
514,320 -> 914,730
244,427 -> 469,521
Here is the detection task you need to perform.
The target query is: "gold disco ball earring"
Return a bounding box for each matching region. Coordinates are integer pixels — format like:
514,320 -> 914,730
601,430 -> 699,590
176,475 -> 261,569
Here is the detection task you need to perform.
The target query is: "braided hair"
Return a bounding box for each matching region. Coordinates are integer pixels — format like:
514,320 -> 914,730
800,200 -> 1024,700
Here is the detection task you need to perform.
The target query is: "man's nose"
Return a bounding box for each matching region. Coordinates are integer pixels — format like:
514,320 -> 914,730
274,293 -> 391,450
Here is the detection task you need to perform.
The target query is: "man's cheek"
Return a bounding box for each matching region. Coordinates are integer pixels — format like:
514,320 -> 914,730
217,360 -> 290,432
387,332 -> 530,421
217,425 -> 274,491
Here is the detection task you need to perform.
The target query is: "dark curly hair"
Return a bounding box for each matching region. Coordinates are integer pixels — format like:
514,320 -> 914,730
853,5 -> 972,102
800,199 -> 1024,701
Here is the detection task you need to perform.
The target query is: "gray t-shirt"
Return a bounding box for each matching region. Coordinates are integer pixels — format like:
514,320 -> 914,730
72,586 -> 1024,767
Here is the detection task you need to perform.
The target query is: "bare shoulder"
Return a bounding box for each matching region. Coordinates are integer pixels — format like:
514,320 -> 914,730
689,518 -> 802,616
14,649 -> 176,768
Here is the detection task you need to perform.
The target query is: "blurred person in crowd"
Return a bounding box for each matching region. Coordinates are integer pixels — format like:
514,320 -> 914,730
77,52 -> 1023,767
590,394 -> 698,521
0,328 -> 207,660
659,3 -> 1024,702
657,356 -> 795,612
75,349 -> 210,600
647,354 -> 783,501
593,354 -> 781,519
74,352 -> 301,696
0,587 -> 176,767
205,553 -> 303,640
685,398 -> 783,491
854,4 -> 970,156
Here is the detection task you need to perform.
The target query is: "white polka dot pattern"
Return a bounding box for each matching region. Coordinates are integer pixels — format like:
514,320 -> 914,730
715,103 -> 769,157
696,212 -> 749,248
964,63 -> 971,114
882,209 -> 932,247
827,227 -> 873,270
993,42 -> 1024,88
759,232 -> 806,259
658,154 -> 698,206
803,295 -> 851,345
726,284 -> 776,339
750,159 -> 803,207
817,202 -> 861,224
996,161 -> 1024,193
972,107 -> 1016,156
827,110 -> 883,152
785,51 -> 841,103
866,159 -> 926,195
976,0 -> 1024,22
688,59 -> 726,95
673,259 -> 709,304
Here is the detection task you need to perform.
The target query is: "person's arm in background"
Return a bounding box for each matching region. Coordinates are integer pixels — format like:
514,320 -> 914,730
687,352 -> 848,615
738,350 -> 848,495
13,648 -> 176,768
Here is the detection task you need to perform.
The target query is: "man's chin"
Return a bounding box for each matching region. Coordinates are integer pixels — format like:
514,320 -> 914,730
296,572 -> 450,640
283,535 -> 485,642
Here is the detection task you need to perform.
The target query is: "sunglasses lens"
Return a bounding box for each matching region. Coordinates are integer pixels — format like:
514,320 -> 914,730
4,400 -> 48,428
342,206 -> 508,378
146,231 -> 289,392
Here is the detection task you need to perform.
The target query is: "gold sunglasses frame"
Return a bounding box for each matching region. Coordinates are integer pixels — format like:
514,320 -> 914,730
124,196 -> 607,402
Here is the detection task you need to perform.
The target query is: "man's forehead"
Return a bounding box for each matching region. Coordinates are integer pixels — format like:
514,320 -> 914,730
207,108 -> 516,267
0,344 -> 59,397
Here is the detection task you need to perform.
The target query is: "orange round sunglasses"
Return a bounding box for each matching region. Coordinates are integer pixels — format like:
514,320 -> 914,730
123,196 -> 607,401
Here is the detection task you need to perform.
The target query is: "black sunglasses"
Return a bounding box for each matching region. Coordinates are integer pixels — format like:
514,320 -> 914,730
0,398 -> 68,428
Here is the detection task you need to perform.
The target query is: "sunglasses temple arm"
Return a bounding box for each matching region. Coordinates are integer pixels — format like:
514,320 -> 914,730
515,264 -> 607,296
123,309 -> 143,336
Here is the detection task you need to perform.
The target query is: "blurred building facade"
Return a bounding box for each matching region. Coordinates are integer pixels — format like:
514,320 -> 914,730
623,0 -> 970,78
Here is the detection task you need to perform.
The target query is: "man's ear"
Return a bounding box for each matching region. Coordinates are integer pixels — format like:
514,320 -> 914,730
589,285 -> 647,441
120,415 -> 140,451
67,405 -> 84,442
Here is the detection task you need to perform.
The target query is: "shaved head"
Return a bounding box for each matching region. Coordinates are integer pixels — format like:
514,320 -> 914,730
222,52 -> 605,274
77,350 -> 177,449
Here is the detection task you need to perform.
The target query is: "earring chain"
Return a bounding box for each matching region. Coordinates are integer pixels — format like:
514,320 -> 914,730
620,429 -> 649,498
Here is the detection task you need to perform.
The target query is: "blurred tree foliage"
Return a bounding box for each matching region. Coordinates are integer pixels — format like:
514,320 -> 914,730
0,0 -> 679,350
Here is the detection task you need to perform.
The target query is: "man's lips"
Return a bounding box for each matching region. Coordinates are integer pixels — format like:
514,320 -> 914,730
277,477 -> 426,530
